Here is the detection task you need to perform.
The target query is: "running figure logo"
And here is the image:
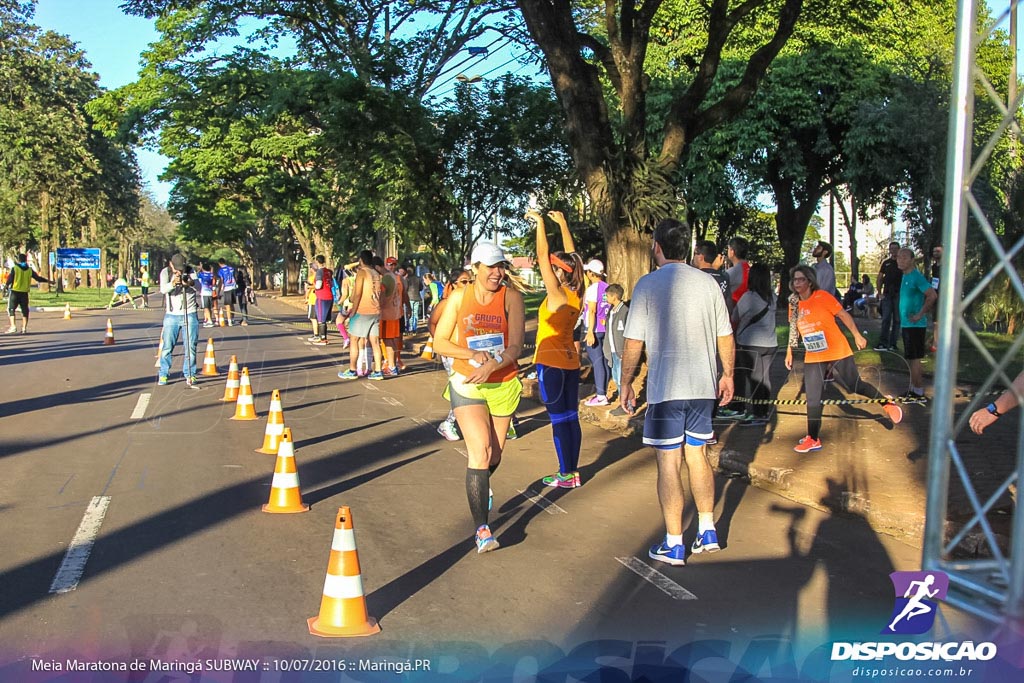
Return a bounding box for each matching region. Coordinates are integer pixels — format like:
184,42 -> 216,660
883,571 -> 949,635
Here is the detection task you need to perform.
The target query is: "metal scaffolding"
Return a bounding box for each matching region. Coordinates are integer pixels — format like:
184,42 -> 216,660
925,0 -> 1024,624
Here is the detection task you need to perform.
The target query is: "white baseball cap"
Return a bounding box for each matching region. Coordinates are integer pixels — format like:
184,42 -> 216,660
470,243 -> 510,267
583,259 -> 605,275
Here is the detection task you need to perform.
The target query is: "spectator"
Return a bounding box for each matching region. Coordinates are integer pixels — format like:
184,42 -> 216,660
726,236 -> 750,306
217,258 -> 239,326
338,250 -> 383,380
196,263 -> 216,328
602,284 -> 628,401
732,263 -> 777,425
969,370 -> 1024,435
140,266 -> 152,308
583,258 -> 612,406
875,242 -> 902,351
310,255 -> 334,345
693,240 -> 733,313
897,248 -> 937,401
620,218 -> 735,566
813,241 -> 837,299
380,256 -> 407,374
853,275 -> 876,315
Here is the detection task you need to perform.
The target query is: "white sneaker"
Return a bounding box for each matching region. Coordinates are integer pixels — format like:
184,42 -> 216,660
4,326 -> 16,334
437,419 -> 461,441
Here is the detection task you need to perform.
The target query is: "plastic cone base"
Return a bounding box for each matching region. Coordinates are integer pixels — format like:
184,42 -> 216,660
262,501 -> 309,514
307,615 -> 380,638
256,444 -> 281,455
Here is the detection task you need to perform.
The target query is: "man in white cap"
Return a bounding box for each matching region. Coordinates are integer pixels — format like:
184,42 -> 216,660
582,258 -> 613,406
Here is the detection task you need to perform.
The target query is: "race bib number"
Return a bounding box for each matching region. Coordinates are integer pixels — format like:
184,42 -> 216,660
466,332 -> 505,359
803,330 -> 828,353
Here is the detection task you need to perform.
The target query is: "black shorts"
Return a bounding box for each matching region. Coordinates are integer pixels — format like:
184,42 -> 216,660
7,291 -> 29,316
202,295 -> 214,311
902,327 -> 926,360
220,289 -> 237,306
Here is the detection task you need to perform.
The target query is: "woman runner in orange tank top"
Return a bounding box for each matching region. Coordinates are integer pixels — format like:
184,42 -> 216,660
431,243 -> 526,554
525,209 -> 587,489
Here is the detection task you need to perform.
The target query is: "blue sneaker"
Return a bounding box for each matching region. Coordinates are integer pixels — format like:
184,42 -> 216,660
649,539 -> 686,566
475,525 -> 499,554
691,529 -> 721,555
367,370 -> 384,381
338,369 -> 358,380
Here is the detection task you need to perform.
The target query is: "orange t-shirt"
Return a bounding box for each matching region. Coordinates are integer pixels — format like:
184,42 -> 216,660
533,286 -> 581,370
451,286 -> 517,383
796,289 -> 852,363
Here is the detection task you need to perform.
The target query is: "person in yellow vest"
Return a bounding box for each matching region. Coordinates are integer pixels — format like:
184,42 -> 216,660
5,253 -> 52,334
139,266 -> 153,308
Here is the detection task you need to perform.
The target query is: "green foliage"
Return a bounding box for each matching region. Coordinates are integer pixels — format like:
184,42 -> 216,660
974,272 -> 1024,336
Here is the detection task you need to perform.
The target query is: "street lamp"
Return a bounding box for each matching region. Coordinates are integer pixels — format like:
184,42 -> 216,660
456,74 -> 482,83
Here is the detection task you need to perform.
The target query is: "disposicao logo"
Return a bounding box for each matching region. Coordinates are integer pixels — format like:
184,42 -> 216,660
883,570 -> 948,635
830,570 -> 998,662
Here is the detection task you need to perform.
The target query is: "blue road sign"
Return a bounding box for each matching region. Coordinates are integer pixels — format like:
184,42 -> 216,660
55,248 -> 101,270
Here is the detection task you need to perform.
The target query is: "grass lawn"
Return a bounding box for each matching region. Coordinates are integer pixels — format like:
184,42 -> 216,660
13,287 -> 146,308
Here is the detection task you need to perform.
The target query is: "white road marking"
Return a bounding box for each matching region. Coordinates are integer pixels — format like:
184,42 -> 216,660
410,417 -> 429,426
382,396 -> 403,406
130,393 -> 151,419
615,556 -> 698,600
455,447 -> 468,458
363,382 -> 379,391
516,488 -> 567,515
49,496 -> 111,594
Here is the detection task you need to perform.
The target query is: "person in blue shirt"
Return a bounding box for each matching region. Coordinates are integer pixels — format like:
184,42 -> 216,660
897,248 -> 937,400
196,264 -> 216,327
217,258 -> 238,326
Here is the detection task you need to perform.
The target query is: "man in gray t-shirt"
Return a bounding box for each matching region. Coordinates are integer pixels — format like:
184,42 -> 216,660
620,219 -> 735,567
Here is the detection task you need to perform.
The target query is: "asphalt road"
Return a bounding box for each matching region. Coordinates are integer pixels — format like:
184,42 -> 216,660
0,298 -> 994,681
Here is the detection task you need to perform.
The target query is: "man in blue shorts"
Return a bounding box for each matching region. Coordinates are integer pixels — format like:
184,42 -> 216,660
619,219 -> 735,566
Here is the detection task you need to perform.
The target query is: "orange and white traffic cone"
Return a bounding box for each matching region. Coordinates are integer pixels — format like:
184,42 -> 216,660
230,367 -> 258,420
420,335 -> 434,360
220,355 -> 240,402
307,506 -> 380,637
262,428 -> 308,514
201,338 -> 219,376
256,389 -> 287,454
218,309 -> 226,327
63,303 -> 72,320
103,319 -> 115,345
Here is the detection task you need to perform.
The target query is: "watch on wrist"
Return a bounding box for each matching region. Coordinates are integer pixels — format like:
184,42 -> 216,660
987,403 -> 1002,417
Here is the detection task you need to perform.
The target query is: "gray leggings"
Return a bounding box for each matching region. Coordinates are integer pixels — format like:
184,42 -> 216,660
804,357 -> 883,440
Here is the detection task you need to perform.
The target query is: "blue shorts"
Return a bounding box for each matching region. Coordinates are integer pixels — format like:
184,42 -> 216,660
115,285 -> 130,296
643,399 -> 715,449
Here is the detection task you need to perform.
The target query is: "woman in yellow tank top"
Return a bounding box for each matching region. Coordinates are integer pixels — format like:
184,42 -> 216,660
431,243 -> 526,554
525,209 -> 587,489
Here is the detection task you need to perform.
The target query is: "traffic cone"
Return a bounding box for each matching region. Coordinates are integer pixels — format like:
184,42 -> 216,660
218,309 -> 226,327
230,367 -> 258,420
420,335 -> 434,360
256,389 -> 287,454
103,319 -> 115,345
201,338 -> 219,376
220,355 -> 240,402
262,428 -> 308,514
307,506 -> 380,637
63,303 -> 71,320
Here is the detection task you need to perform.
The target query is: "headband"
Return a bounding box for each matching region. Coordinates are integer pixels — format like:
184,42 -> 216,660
549,254 -> 574,273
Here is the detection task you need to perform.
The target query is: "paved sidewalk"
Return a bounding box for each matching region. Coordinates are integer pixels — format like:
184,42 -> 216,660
267,292 -> 1016,553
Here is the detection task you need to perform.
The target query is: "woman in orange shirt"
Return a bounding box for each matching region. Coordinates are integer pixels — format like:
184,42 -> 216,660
785,264 -> 903,453
526,208 -> 586,488
431,243 -> 526,553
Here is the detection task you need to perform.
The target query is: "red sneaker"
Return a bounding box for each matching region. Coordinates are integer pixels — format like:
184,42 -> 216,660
883,402 -> 904,425
794,436 -> 822,453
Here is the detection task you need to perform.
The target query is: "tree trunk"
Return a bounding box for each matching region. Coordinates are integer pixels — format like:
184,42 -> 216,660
774,192 -> 822,297
38,192 -> 52,293
283,243 -> 300,295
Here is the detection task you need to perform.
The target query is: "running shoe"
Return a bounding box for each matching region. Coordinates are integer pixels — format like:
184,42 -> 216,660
227,321 -> 233,326
648,539 -> 686,566
341,338 -> 350,349
883,401 -> 904,425
311,339 -> 328,346
506,423 -> 518,440
383,367 -> 399,377
203,322 -> 215,328
367,370 -> 384,381
542,472 -> 581,488
158,376 -> 168,386
437,419 -> 461,441
873,344 -> 889,351
475,525 -> 499,554
307,335 -> 320,341
4,326 -> 16,334
794,435 -> 823,453
691,529 -> 721,554
715,408 -> 744,419
739,415 -> 769,427
338,368 -> 359,380
185,376 -> 201,390
584,395 -> 609,407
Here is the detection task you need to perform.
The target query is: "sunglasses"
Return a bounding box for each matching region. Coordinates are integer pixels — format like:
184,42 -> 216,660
456,279 -> 471,285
